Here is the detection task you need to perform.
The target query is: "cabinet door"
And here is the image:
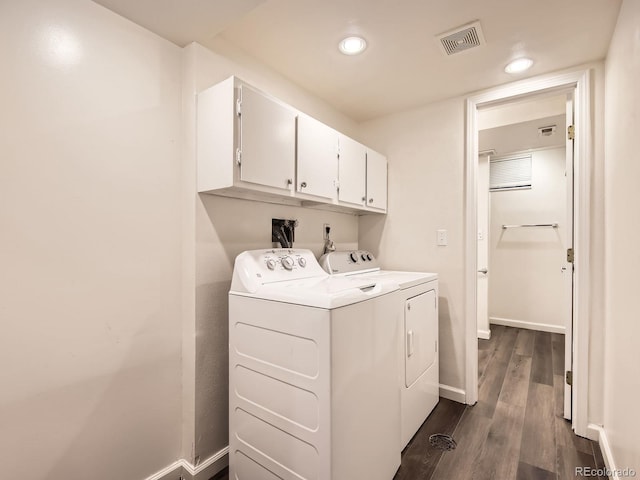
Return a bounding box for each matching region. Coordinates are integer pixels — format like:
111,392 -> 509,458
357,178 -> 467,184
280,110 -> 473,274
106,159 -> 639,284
405,290 -> 437,388
337,134 -> 366,206
239,85 -> 296,190
297,114 -> 338,200
366,149 -> 387,211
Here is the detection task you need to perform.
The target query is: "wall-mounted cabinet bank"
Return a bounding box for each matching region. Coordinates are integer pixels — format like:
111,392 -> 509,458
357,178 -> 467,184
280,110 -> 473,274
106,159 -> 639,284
197,76 -> 387,214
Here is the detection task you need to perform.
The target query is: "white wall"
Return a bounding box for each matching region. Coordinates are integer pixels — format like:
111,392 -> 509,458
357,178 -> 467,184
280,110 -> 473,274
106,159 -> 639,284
182,43 -> 361,463
0,1 -> 183,479
478,94 -> 566,130
358,98 -> 466,391
488,148 -> 567,329
603,0 -> 640,471
477,156 -> 490,337
479,114 -> 566,156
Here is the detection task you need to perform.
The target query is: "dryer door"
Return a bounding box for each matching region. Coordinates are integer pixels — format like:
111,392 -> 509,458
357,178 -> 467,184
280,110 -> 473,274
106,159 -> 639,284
405,289 -> 437,387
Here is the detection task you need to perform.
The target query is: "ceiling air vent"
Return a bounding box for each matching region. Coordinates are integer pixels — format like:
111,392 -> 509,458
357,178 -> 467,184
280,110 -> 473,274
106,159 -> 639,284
436,20 -> 486,56
538,125 -> 557,137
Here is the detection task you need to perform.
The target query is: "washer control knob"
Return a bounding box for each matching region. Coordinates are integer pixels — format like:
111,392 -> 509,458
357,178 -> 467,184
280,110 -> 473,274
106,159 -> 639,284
281,256 -> 295,270
366,253 -> 373,261
266,258 -> 277,270
298,257 -> 307,267
361,254 -> 367,262
349,252 -> 358,263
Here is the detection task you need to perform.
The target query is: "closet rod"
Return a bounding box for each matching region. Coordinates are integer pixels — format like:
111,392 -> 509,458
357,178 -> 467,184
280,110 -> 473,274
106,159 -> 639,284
502,223 -> 558,229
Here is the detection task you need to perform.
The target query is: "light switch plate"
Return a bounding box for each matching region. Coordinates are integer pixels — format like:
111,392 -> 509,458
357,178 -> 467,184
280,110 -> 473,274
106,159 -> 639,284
437,229 -> 448,246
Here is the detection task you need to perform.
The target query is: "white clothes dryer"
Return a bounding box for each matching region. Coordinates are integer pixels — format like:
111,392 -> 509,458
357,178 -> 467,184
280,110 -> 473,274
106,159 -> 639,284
229,249 -> 401,480
320,250 -> 439,449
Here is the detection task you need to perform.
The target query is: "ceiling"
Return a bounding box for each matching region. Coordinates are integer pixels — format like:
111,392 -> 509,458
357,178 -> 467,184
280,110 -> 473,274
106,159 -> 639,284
92,0 -> 622,122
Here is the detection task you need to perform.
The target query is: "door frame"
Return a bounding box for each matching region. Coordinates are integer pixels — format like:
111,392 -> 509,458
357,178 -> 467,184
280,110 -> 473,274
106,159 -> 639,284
464,68 -> 592,437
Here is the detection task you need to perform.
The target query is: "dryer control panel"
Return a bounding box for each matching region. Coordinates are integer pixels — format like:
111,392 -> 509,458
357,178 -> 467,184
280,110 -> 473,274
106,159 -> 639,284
319,250 -> 380,275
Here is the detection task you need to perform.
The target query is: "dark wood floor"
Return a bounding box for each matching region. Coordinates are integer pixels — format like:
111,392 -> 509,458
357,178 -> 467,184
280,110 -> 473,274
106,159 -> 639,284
213,326 -> 605,480
395,325 -> 606,480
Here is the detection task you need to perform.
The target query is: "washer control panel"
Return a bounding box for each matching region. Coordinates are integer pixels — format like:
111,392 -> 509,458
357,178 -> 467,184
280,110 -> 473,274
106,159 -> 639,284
319,250 -> 380,274
231,249 -> 327,294
261,250 -> 315,274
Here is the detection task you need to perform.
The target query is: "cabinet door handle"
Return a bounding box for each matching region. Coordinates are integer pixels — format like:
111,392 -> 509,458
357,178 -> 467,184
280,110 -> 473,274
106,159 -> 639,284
300,182 -> 307,188
361,196 -> 366,202
368,198 -> 374,203
286,179 -> 293,186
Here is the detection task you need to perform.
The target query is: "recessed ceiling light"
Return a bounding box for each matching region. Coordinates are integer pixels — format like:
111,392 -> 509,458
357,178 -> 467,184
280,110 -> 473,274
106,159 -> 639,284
504,57 -> 533,74
339,36 -> 367,55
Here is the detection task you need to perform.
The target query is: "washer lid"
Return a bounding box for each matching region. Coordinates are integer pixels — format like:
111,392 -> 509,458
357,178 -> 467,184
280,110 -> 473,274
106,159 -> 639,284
230,274 -> 396,309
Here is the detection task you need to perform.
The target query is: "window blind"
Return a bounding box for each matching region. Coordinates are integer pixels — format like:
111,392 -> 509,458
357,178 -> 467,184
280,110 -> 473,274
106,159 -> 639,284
489,154 -> 532,191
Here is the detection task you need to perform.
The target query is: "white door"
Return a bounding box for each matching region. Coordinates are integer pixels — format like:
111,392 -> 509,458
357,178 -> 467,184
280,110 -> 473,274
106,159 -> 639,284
405,290 -> 437,387
239,85 -> 297,190
476,154 -> 490,338
563,92 -> 575,420
365,149 -> 387,211
337,134 -> 366,206
297,114 -> 338,200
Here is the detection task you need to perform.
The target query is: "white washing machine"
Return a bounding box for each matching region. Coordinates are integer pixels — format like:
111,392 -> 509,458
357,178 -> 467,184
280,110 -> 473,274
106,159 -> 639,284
228,249 -> 401,480
320,250 -> 439,449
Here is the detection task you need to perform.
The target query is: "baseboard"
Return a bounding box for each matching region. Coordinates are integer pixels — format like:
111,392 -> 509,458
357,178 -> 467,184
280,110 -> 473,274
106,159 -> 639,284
490,317 -> 566,334
586,423 -> 601,442
588,424 -> 620,479
182,446 -> 229,480
439,384 -> 466,404
144,461 -> 183,480
144,447 -> 229,480
477,329 -> 491,340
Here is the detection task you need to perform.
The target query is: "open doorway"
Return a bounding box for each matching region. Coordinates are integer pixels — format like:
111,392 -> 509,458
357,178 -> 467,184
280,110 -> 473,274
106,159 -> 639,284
476,90 -> 573,421
464,68 -> 593,438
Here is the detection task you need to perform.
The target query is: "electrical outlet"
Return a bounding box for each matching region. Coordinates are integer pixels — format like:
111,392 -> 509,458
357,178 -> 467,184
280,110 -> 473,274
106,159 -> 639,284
437,229 -> 448,246
323,223 -> 331,240
477,230 -> 483,241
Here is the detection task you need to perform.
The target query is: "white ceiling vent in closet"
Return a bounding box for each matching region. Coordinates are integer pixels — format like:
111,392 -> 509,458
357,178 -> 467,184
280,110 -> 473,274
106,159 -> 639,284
436,21 -> 486,56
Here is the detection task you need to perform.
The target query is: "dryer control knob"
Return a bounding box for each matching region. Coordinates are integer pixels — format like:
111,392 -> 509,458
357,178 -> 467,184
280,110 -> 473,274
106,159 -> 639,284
266,258 -> 277,270
298,257 -> 307,267
349,252 -> 358,263
282,256 -> 295,270
366,253 -> 373,261
361,254 -> 367,262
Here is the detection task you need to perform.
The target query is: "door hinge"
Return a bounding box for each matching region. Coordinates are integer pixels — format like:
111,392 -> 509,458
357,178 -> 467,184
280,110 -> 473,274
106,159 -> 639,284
235,148 -> 242,165
566,370 -> 573,386
567,125 -> 575,140
567,248 -> 574,263
236,98 -> 242,117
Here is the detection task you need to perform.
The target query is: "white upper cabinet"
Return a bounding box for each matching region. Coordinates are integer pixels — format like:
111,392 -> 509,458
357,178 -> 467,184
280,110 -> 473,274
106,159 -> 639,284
197,77 -> 296,196
297,114 -> 338,200
197,76 -> 387,214
337,135 -> 388,213
239,85 -> 296,190
337,134 -> 367,206
365,149 -> 388,211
